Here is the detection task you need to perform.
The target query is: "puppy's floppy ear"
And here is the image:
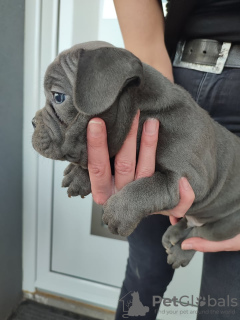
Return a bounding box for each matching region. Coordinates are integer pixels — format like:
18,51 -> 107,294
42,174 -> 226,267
73,47 -> 143,115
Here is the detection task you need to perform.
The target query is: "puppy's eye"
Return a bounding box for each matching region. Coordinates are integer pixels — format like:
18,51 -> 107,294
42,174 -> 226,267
52,92 -> 65,104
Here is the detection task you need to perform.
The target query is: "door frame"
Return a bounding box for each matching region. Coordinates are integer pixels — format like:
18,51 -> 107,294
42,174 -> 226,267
23,0 -> 121,310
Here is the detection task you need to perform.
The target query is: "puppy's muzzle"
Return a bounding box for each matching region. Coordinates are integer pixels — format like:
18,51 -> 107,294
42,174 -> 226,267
32,117 -> 37,129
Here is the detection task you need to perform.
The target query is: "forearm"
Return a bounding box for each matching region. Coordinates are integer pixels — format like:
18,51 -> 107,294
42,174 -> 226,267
114,0 -> 173,82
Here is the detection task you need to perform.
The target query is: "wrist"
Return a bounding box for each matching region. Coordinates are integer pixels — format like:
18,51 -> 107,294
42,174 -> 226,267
151,51 -> 174,83
127,45 -> 174,83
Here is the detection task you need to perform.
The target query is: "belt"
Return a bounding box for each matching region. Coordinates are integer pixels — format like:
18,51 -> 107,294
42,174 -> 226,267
173,39 -> 240,74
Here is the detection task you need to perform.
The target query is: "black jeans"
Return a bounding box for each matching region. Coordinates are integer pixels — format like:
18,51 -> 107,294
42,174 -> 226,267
115,66 -> 240,320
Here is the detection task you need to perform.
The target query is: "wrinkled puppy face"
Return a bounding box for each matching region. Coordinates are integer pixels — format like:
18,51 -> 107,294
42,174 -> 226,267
32,41 -> 112,165
32,41 -> 143,167
32,51 -> 79,161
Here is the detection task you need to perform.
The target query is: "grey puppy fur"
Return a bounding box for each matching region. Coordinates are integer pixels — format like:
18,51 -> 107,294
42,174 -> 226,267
32,41 -> 240,268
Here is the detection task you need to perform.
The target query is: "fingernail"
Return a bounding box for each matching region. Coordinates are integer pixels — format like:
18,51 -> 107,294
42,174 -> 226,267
144,118 -> 158,135
182,243 -> 193,250
180,177 -> 190,191
89,120 -> 103,136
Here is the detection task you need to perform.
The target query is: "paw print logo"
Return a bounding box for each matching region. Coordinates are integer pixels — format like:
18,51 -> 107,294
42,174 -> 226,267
196,296 -> 206,307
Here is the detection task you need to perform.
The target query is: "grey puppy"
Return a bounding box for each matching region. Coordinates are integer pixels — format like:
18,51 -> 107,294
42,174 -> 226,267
32,41 -> 240,268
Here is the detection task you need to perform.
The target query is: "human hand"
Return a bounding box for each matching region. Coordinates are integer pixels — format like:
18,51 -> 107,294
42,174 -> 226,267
87,110 -> 195,218
87,110 -> 158,204
181,234 -> 240,252
156,177 -> 195,223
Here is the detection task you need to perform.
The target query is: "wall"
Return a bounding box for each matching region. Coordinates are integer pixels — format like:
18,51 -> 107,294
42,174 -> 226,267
0,0 -> 24,318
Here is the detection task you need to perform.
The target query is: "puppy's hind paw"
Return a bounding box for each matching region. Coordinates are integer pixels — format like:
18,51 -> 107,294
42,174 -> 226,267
167,243 -> 195,269
162,217 -> 189,250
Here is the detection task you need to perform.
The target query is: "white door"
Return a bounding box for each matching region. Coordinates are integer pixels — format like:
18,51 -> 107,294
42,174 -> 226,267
23,0 -> 203,317
51,0 -> 128,289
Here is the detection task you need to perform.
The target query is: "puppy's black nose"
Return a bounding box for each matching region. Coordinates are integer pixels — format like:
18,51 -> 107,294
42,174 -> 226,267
32,117 -> 37,128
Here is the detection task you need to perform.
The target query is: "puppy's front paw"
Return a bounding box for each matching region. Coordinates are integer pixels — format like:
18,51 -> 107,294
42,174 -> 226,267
62,164 -> 91,197
102,193 -> 144,237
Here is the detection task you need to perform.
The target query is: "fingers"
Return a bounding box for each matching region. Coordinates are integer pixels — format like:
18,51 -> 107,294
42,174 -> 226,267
167,177 -> 195,218
152,178 -> 194,218
135,118 -> 159,180
182,234 -> 240,252
169,216 -> 180,225
87,118 -> 112,205
114,110 -> 140,191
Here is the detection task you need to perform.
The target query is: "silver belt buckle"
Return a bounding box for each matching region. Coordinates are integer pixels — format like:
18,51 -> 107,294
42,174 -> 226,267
173,40 -> 232,74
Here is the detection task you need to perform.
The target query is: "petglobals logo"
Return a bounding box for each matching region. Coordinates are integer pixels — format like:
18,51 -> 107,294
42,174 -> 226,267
152,295 -> 238,308
196,296 -> 207,307
119,291 -> 150,318
118,293 -> 238,318
196,295 -> 238,308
